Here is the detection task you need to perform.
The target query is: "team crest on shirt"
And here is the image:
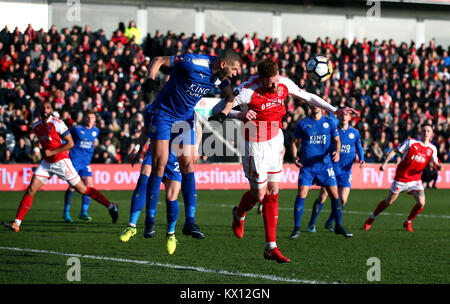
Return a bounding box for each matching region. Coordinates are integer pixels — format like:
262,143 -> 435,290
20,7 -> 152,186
277,86 -> 284,97
323,122 -> 329,129
92,131 -> 97,137
426,149 -> 432,156
349,133 -> 355,139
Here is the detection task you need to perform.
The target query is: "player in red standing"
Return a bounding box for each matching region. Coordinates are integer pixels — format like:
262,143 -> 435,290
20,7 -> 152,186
2,101 -> 119,232
363,124 -> 441,232
213,59 -> 355,263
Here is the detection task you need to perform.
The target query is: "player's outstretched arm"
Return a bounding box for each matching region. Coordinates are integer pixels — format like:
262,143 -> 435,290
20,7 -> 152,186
292,88 -> 357,117
45,133 -> 74,158
379,149 -> 398,171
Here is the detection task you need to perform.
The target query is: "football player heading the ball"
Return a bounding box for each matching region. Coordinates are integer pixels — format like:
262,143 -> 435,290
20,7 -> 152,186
212,59 -> 357,263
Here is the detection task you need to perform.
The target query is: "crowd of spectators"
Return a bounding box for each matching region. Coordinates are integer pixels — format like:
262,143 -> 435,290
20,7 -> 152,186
0,21 -> 449,166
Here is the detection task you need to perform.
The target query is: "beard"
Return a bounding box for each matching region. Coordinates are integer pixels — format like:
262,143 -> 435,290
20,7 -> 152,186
215,66 -> 230,81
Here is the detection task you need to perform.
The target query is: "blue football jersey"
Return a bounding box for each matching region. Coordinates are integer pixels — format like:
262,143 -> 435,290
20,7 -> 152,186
294,115 -> 339,169
333,126 -> 364,175
152,53 -> 229,120
69,125 -> 99,166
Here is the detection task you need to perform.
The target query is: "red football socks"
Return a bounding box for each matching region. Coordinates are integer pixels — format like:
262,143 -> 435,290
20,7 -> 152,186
15,194 -> 34,222
262,193 -> 279,243
85,187 -> 111,208
237,191 -> 258,218
407,204 -> 423,222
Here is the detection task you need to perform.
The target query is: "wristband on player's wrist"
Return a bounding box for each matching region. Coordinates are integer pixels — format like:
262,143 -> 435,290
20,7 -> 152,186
133,144 -> 141,152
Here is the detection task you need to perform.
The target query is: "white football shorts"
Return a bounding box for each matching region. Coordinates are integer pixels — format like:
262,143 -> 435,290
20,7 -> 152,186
390,179 -> 424,194
242,131 -> 284,189
34,158 -> 81,186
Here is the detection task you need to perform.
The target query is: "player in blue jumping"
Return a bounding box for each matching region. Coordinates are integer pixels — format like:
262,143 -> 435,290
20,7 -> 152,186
63,110 -> 99,222
290,105 -> 353,239
307,111 -> 365,233
119,102 -> 202,254
141,49 -> 241,239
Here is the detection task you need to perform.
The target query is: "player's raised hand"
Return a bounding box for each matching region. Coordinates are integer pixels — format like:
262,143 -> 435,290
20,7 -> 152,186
294,157 -> 303,168
379,163 -> 387,171
128,151 -> 139,167
335,107 -> 358,117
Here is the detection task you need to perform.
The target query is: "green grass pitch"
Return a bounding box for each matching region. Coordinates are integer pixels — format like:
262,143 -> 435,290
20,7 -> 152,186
0,189 -> 449,284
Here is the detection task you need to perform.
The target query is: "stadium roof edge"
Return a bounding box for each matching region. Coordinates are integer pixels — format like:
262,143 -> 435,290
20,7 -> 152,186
4,0 -> 450,20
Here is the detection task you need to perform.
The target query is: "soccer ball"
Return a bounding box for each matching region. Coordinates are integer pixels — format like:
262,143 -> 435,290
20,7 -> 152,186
306,56 -> 333,82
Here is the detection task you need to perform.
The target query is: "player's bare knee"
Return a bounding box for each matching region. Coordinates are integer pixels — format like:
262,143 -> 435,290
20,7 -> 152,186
178,157 -> 194,174
25,186 -> 36,196
74,182 -> 87,195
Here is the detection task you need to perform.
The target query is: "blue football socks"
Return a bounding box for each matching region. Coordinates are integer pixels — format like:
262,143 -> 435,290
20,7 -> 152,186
166,199 -> 179,234
145,174 -> 163,225
128,174 -> 149,226
293,196 -> 305,229
181,172 -> 197,225
64,189 -> 74,212
309,199 -> 324,226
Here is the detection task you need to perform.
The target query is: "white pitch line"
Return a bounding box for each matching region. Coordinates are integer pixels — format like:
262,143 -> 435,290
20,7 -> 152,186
112,200 -> 450,220
0,246 -> 336,284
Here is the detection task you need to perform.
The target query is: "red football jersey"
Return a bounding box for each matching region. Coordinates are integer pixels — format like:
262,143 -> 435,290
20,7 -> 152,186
33,116 -> 70,163
395,138 -> 439,182
234,75 -> 303,142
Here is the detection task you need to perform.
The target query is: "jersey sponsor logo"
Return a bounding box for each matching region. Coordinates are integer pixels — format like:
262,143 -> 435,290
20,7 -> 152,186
260,99 -> 285,110
341,144 -> 351,154
80,140 -> 93,149
309,134 -> 327,144
323,122 -> 329,129
187,83 -> 210,98
411,154 -> 426,163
